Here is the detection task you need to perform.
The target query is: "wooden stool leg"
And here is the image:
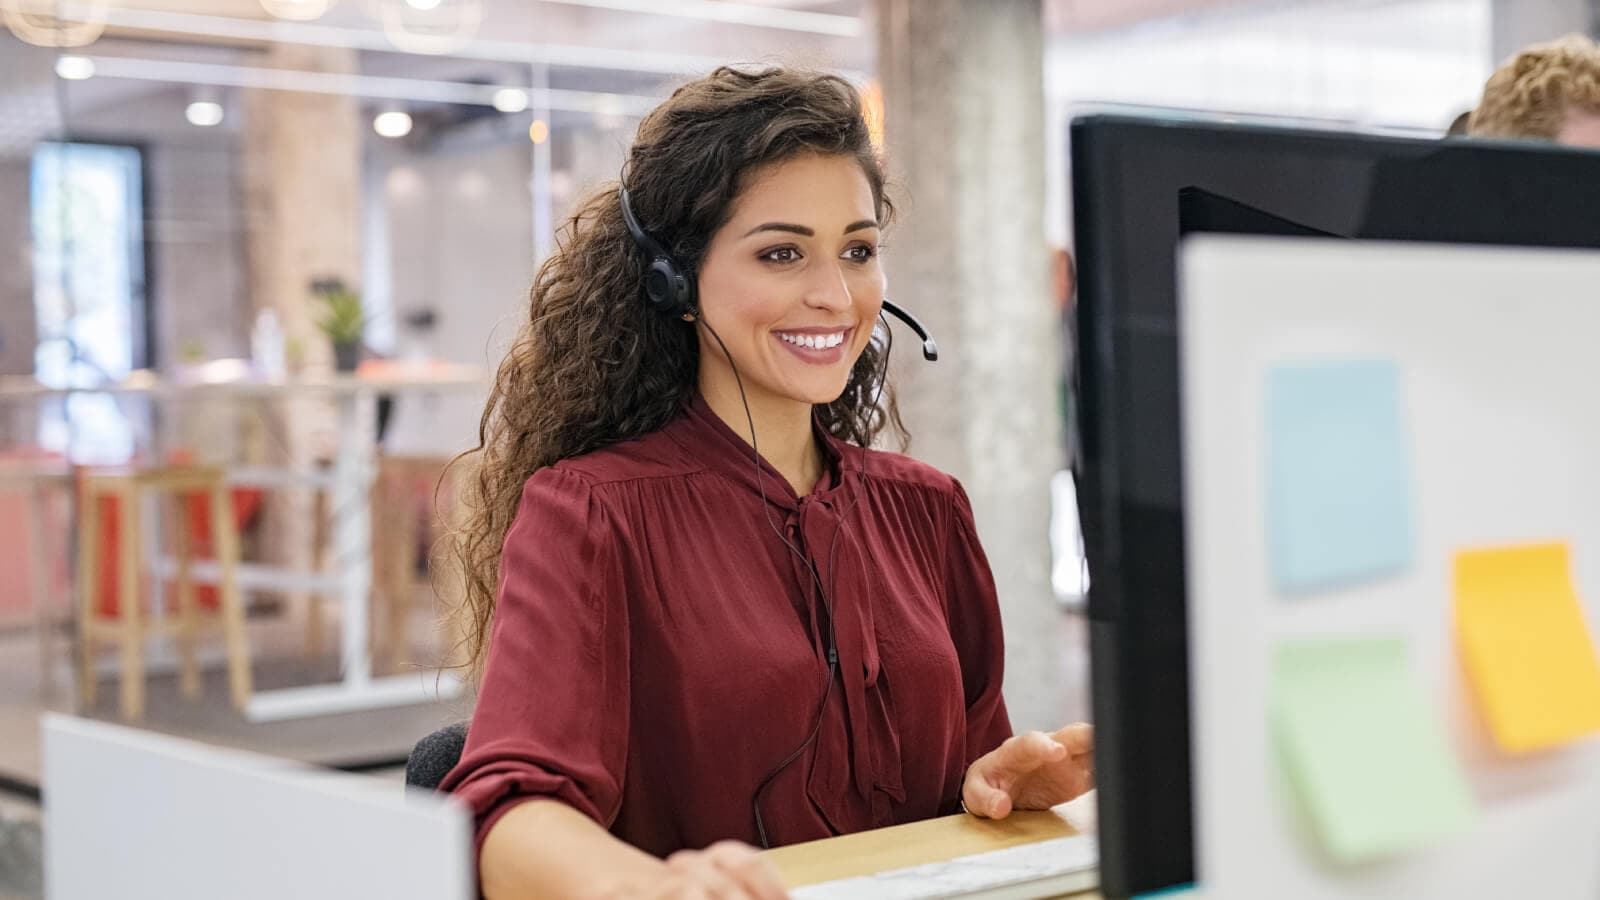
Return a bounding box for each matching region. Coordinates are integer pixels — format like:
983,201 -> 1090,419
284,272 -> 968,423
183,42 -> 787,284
211,484 -> 252,710
76,484 -> 101,710
307,486 -> 327,658
118,485 -> 145,721
172,493 -> 201,700
387,501 -> 418,672
382,482 -> 419,673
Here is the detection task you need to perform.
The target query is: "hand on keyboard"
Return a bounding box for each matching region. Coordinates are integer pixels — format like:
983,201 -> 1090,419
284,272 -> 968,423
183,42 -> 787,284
586,840 -> 790,900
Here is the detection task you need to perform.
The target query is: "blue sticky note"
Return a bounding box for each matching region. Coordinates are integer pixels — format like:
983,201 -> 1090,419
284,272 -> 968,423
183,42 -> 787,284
1264,359 -> 1413,593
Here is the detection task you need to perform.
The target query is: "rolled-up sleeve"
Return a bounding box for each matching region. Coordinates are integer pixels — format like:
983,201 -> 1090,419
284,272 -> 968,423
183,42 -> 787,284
440,465 -> 630,853
942,479 -> 1013,770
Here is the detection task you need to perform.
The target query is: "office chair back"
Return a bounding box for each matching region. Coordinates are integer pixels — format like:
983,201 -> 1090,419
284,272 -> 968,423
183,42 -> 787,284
406,721 -> 468,791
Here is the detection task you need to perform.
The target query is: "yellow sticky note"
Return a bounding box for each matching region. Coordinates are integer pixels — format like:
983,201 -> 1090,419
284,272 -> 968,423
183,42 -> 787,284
1455,542 -> 1600,753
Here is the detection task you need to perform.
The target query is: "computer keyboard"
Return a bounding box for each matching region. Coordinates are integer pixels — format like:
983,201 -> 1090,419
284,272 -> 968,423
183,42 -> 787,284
789,834 -> 1099,900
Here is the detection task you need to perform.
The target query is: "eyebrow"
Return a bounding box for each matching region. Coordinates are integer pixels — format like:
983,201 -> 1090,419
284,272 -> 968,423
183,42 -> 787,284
741,219 -> 879,239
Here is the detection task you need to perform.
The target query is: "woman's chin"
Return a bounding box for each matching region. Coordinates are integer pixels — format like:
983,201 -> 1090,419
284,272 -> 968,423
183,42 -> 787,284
772,379 -> 852,408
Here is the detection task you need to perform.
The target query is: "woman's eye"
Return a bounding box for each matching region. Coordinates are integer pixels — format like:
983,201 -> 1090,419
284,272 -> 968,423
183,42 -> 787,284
843,244 -> 878,263
760,247 -> 801,263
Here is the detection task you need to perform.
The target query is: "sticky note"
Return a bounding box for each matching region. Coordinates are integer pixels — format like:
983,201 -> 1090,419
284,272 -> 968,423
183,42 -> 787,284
1264,359 -> 1413,593
1455,542 -> 1600,754
1271,636 -> 1474,864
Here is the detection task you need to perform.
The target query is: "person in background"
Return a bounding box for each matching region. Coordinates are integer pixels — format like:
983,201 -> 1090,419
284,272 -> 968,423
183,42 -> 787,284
1468,33 -> 1600,149
442,66 -> 1094,900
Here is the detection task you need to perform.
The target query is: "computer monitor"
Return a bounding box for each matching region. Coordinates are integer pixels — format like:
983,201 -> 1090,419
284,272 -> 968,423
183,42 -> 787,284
1069,112 -> 1600,898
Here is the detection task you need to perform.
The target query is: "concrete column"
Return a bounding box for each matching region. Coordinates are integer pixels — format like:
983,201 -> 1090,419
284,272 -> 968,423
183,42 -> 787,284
241,44 -> 364,361
240,46 -> 364,607
1491,0 -> 1599,63
877,0 -> 1063,732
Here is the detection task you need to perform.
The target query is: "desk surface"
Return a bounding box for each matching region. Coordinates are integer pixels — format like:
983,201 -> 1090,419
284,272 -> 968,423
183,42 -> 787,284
764,810 -> 1100,897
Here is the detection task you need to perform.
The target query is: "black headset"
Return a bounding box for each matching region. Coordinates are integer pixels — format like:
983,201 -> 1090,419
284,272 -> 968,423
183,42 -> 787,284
619,186 -> 939,361
620,186 -> 698,319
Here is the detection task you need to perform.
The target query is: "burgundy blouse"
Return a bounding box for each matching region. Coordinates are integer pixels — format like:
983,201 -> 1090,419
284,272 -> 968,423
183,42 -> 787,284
441,394 -> 1012,858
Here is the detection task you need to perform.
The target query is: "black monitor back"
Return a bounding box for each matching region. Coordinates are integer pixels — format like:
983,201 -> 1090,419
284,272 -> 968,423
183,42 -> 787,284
1070,113 -> 1600,898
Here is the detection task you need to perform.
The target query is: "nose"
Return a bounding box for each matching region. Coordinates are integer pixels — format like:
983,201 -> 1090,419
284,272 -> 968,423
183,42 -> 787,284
802,258 -> 854,313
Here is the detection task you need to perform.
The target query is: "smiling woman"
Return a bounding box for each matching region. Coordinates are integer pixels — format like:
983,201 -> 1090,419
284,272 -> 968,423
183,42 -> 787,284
693,152 -> 887,495
441,65 -> 1092,900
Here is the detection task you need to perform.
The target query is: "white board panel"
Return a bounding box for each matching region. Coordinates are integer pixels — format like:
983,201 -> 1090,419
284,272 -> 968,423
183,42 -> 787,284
1180,236 -> 1600,899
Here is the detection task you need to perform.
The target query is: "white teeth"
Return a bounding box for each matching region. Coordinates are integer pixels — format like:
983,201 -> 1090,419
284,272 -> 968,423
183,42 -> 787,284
778,331 -> 846,350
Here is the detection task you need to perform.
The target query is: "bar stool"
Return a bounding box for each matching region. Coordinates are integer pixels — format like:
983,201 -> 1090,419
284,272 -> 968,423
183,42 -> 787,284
77,464 -> 253,720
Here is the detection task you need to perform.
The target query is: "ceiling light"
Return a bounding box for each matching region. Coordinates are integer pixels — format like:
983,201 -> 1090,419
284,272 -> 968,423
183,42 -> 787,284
3,0 -> 109,47
492,88 -> 528,113
186,100 -> 224,127
534,0 -> 861,37
373,109 -> 413,138
378,0 -> 482,56
54,55 -> 95,80
405,0 -> 442,9
592,93 -> 624,130
527,119 -> 548,144
259,0 -> 335,21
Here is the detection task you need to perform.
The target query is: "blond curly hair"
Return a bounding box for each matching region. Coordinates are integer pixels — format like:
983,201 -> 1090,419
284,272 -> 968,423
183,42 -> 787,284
1469,34 -> 1600,140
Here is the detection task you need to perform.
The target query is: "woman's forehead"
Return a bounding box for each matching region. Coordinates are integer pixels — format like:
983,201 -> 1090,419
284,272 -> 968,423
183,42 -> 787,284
726,155 -> 877,227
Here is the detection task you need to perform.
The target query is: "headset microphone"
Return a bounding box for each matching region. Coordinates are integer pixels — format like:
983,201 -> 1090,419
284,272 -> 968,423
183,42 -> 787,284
879,300 -> 938,362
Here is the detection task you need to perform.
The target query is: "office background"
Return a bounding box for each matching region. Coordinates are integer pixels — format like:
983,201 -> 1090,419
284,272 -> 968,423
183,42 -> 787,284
1,1 -> 1596,897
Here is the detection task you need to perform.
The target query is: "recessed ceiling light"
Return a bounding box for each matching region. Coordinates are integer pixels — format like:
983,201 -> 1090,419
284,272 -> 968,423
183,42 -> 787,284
186,100 -> 225,127
55,56 -> 95,80
374,110 -> 413,138
493,88 -> 529,113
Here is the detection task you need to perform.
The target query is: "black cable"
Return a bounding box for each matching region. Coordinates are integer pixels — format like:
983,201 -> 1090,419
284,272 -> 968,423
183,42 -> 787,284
697,311 -> 896,848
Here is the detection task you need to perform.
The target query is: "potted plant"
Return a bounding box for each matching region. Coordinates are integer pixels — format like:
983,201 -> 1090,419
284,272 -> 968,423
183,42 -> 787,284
312,278 -> 365,372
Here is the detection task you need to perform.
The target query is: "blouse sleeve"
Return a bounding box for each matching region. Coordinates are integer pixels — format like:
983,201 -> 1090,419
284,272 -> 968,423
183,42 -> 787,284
439,465 -> 631,854
943,479 -> 1014,770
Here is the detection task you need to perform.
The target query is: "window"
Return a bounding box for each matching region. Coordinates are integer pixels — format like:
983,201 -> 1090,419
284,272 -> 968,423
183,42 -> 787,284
30,141 -> 147,463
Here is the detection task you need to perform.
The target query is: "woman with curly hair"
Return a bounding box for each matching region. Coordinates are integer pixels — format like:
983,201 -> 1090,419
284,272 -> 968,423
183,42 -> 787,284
441,65 -> 1093,899
1469,33 -> 1600,148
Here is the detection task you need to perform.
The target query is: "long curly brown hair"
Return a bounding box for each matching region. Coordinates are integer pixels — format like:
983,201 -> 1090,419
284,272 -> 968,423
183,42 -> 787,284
448,65 -> 905,680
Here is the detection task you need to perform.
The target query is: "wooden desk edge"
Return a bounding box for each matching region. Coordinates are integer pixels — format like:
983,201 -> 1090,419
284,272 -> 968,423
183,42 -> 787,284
763,810 -> 1100,897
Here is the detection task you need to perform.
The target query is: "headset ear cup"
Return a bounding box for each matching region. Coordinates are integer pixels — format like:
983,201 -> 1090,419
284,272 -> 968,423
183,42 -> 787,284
645,258 -> 694,317
644,261 -> 676,314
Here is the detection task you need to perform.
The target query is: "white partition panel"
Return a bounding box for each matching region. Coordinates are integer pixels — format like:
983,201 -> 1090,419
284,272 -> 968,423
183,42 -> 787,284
43,714 -> 471,900
1181,236 -> 1600,899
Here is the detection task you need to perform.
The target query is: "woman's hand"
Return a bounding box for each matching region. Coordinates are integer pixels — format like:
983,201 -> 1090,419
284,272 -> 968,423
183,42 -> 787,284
961,723 -> 1094,819
587,840 -> 790,899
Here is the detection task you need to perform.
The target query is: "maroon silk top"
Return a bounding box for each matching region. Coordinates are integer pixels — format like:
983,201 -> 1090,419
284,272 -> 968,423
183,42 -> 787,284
441,394 -> 1012,858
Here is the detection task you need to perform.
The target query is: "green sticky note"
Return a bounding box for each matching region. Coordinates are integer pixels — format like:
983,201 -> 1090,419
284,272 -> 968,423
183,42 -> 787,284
1271,636 -> 1474,864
